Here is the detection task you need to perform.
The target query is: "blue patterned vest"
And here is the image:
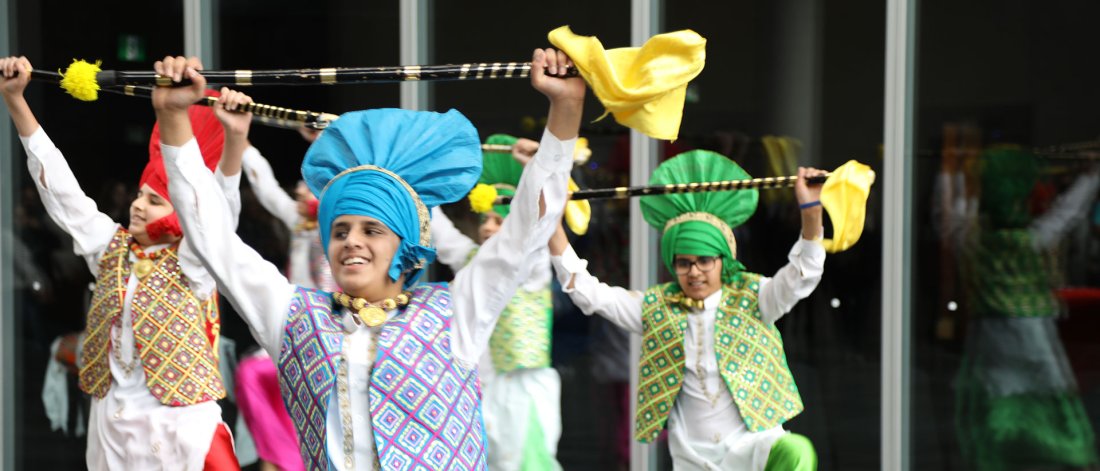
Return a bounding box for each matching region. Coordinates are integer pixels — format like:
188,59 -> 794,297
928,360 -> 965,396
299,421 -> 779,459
277,283 -> 487,470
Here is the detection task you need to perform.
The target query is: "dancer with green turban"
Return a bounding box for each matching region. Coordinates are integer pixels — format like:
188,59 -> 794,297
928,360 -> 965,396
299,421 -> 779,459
430,133 -> 582,471
940,147 -> 1100,471
549,150 -> 827,470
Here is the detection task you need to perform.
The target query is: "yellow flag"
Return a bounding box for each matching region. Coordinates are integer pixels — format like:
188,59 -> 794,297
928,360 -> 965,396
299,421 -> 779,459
548,26 -> 706,141
820,160 -> 876,253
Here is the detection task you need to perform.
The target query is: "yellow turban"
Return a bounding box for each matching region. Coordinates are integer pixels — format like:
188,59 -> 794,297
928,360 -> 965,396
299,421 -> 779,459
548,26 -> 706,141
820,160 -> 876,253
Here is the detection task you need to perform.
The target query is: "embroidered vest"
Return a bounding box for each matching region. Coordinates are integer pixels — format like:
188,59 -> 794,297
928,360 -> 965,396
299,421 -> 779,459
278,284 -> 487,470
634,273 -> 803,442
966,229 -> 1058,318
488,287 -> 553,373
79,228 -> 225,406
465,248 -> 553,374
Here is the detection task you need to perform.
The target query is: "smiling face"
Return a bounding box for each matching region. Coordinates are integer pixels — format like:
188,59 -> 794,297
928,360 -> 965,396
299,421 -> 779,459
674,254 -> 723,301
328,214 -> 405,302
129,184 -> 178,246
478,211 -> 504,244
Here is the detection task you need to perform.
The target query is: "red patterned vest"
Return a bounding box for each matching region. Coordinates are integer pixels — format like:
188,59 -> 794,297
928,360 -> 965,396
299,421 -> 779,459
78,228 -> 226,406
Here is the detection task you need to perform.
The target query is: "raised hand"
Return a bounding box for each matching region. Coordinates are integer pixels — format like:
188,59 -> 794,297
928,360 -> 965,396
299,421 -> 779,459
530,48 -> 585,105
151,56 -> 206,113
0,56 -> 33,99
214,87 -> 254,138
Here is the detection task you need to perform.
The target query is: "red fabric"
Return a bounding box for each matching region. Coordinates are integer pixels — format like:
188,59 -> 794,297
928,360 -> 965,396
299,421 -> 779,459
203,423 -> 240,471
140,89 -> 225,206
1056,287 -> 1100,310
306,199 -> 320,220
144,213 -> 183,241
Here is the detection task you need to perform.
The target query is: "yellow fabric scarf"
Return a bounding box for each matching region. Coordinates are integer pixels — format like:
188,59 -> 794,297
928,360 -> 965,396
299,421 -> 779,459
820,160 -> 876,253
548,26 -> 706,141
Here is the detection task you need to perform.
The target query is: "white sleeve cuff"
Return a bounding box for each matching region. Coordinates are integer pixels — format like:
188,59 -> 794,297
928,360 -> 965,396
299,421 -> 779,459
789,236 -> 826,278
532,128 -> 577,174
551,244 -> 587,290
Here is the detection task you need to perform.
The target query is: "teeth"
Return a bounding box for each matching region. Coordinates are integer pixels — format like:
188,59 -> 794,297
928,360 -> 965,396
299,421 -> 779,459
343,257 -> 367,266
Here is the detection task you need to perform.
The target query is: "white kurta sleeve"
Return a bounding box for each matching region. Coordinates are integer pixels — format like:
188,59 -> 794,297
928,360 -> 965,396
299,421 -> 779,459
214,166 -> 242,230
448,129 -> 575,365
21,127 -> 121,275
758,238 -> 826,324
178,159 -> 244,299
1029,172 -> 1100,251
430,206 -> 478,272
551,244 -> 644,334
164,139 -> 296,358
242,146 -> 300,230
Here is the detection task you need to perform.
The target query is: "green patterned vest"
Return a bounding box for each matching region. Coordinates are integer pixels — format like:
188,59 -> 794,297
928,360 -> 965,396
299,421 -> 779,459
467,248 -> 553,373
634,273 -> 803,442
489,287 -> 553,373
966,229 -> 1058,318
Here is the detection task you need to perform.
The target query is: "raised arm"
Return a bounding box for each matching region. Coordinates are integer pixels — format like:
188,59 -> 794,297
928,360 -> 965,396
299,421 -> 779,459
549,223 -> 644,333
2,56 -> 119,273
1030,168 -> 1100,251
155,56 -> 294,357
430,206 -> 479,272
759,166 -> 828,324
449,48 -> 583,365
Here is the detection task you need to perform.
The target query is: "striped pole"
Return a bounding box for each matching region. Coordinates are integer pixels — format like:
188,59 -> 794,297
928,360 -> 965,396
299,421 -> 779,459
493,174 -> 830,204
85,62 -> 578,88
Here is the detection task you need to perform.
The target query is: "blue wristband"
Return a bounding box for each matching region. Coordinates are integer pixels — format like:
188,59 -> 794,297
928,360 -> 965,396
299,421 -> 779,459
799,200 -> 822,210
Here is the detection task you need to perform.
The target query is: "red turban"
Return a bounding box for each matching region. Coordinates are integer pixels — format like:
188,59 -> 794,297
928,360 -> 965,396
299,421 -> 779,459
138,89 -> 225,240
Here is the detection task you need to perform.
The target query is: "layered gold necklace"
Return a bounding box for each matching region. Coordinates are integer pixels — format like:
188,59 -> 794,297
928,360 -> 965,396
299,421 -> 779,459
333,291 -> 411,327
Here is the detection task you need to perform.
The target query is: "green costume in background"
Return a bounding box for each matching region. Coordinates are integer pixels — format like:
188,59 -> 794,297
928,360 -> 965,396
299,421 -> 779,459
431,134 -> 562,471
955,148 -> 1100,471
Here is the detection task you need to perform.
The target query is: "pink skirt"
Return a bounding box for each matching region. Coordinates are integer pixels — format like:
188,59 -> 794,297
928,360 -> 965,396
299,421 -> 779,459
236,354 -> 305,471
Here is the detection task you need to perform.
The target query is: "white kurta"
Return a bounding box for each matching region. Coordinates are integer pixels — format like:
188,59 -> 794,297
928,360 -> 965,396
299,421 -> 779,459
241,146 -> 336,291
430,207 -> 563,471
165,129 -> 576,470
551,239 -> 825,471
21,127 -> 241,471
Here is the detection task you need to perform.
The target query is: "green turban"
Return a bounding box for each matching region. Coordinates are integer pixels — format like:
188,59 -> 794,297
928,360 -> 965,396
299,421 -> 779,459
980,147 -> 1038,228
640,150 -> 758,283
468,134 -> 523,218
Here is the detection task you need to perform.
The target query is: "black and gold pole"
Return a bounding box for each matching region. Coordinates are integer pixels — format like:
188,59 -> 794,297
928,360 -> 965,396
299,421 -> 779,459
32,69 -> 340,129
51,60 -> 578,93
493,174 -> 830,205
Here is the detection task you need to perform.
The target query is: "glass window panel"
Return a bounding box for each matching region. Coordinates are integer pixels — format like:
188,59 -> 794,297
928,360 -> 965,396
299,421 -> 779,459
912,2 -> 1100,470
659,1 -> 885,469
430,2 -> 631,469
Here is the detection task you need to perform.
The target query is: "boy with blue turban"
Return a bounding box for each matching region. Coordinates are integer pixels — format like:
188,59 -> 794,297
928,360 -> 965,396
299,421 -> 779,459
549,151 -> 828,470
156,48 -> 583,471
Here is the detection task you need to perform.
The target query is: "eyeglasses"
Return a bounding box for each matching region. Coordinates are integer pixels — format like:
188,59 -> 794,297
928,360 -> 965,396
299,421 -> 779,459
673,256 -> 718,275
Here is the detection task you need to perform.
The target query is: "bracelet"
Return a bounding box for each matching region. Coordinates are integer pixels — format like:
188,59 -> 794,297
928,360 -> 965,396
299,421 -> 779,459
799,200 -> 822,210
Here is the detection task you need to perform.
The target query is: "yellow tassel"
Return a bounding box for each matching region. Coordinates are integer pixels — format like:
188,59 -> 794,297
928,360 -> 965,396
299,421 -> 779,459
468,183 -> 498,214
59,59 -> 102,102
573,137 -> 592,164
564,178 -> 592,235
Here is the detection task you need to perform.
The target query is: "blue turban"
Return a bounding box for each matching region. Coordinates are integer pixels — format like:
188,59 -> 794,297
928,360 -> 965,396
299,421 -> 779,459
302,108 -> 482,289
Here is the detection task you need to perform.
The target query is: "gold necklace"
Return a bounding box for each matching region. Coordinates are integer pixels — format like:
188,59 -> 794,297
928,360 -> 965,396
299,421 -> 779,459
690,315 -> 722,407
333,291 -> 411,327
111,320 -> 140,376
129,240 -> 169,279
337,327 -> 383,469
